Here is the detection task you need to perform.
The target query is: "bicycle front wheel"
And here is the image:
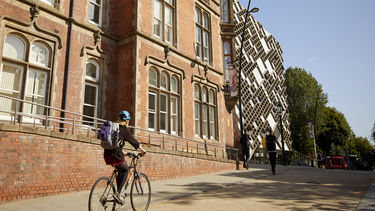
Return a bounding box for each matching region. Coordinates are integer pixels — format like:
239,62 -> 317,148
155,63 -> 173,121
88,177 -> 116,211
130,173 -> 151,211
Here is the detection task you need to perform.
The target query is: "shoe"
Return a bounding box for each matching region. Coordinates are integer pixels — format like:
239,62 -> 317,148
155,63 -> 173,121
114,192 -> 124,205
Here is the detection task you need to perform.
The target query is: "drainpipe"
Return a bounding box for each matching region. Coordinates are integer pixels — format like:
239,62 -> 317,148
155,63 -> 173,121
60,0 -> 74,131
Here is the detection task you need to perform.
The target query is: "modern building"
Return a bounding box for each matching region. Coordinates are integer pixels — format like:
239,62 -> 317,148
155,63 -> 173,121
233,0 -> 292,156
0,0 -> 241,151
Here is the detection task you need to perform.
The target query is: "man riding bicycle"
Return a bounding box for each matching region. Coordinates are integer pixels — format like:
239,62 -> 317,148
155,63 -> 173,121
103,110 -> 146,205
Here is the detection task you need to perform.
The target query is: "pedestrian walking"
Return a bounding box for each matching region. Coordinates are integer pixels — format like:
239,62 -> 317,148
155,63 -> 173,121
310,153 -> 315,167
265,130 -> 278,175
240,131 -> 252,170
317,152 -> 323,168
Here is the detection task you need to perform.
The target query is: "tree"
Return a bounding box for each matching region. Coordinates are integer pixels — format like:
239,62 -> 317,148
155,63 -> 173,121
371,123 -> 375,144
285,67 -> 328,155
316,107 -> 351,155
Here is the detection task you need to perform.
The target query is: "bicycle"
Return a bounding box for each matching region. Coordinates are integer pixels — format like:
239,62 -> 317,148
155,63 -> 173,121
88,152 -> 151,211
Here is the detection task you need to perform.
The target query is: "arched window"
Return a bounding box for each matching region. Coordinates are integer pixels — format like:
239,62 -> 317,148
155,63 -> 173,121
194,84 -> 217,140
148,68 -> 180,134
3,35 -> 25,60
30,42 -> 50,67
0,35 -> 52,122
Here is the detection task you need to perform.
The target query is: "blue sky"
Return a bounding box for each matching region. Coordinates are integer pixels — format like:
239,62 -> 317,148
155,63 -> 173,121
239,0 -> 375,139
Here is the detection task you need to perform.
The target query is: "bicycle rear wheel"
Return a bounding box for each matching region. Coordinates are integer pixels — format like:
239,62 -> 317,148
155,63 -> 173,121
88,177 -> 116,211
130,173 -> 151,211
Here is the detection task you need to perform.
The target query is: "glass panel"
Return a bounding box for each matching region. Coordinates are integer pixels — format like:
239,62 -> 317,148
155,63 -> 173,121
30,43 -> 49,67
209,107 -> 215,139
0,92 -> 19,117
154,0 -> 162,19
86,62 -> 98,80
148,113 -> 155,129
84,84 -> 97,106
24,95 -> 45,115
171,97 -> 178,133
224,42 -> 230,55
165,0 -> 173,5
160,94 -> 167,112
165,6 -> 173,43
3,36 -> 25,60
83,105 -> 95,117
89,3 -> 100,24
209,90 -> 214,104
149,69 -> 157,86
224,56 -> 231,82
203,13 -> 209,29
148,92 -> 156,130
202,105 -> 208,138
221,0 -> 229,22
194,102 -> 200,136
195,8 -> 201,24
40,0 -> 55,6
0,64 -> 23,93
26,70 -> 47,96
160,113 -> 166,131
161,72 -> 168,90
202,88 -> 207,103
170,76 -> 177,92
148,93 -> 156,110
194,85 -> 200,100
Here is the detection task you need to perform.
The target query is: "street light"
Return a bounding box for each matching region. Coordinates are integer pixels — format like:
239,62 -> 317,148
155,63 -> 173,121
238,0 -> 259,137
277,100 -> 286,165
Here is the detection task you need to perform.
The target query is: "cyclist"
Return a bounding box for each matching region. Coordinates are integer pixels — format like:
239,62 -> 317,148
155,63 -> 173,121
103,110 -> 146,205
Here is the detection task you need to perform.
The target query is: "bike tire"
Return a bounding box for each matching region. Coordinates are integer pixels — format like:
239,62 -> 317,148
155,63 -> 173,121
88,177 -> 116,211
130,173 -> 151,211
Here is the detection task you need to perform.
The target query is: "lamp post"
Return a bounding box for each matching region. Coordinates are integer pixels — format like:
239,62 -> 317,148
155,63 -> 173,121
277,100 -> 286,165
237,0 -> 259,137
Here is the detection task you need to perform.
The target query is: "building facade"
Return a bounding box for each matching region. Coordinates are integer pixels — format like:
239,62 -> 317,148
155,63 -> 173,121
233,0 -> 292,155
0,0 -> 239,149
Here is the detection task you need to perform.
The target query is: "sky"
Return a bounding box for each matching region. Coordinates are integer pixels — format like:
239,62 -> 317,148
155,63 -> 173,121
239,0 -> 375,139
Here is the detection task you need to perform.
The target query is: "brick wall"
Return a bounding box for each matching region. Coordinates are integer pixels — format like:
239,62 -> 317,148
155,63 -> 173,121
0,128 -> 236,203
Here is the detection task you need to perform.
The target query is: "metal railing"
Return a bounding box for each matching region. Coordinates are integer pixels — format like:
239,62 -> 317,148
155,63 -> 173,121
0,93 -> 239,161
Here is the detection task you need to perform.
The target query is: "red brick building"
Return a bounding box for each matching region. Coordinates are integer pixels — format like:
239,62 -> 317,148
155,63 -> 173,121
0,0 -> 238,148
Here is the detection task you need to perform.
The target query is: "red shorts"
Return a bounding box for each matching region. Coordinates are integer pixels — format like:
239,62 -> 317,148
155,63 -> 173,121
104,155 -> 125,166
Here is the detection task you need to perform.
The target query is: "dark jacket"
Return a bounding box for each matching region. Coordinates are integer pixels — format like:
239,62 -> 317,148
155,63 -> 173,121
104,123 -> 140,160
240,134 -> 250,151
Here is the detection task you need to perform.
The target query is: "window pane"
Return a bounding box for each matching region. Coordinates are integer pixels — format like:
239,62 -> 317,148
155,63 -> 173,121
161,72 -> 168,90
171,97 -> 178,133
209,107 -> 215,139
160,94 -> 167,112
224,56 -> 231,82
203,14 -> 209,29
202,89 -> 207,102
89,3 -> 100,24
0,63 -> 23,93
149,69 -> 157,86
86,62 -> 98,80
40,0 -> 54,6
194,102 -> 200,136
221,0 -> 229,22
171,76 -> 178,92
148,93 -> 156,110
148,113 -> 155,129
209,90 -> 214,104
3,36 -> 25,60
24,95 -> 45,115
153,0 -> 162,36
160,113 -> 167,130
202,105 -> 208,138
224,42 -> 230,55
194,85 -> 200,100
26,70 -> 47,97
84,84 -> 97,106
30,43 -> 49,67
195,8 -> 201,24
83,105 -> 95,117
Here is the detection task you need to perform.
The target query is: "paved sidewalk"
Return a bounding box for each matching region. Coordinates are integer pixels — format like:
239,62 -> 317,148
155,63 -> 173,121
0,165 -> 374,211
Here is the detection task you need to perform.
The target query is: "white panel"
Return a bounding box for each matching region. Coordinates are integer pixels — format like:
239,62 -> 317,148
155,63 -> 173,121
260,38 -> 269,53
265,59 -> 274,74
256,58 -> 266,74
267,114 -> 276,130
252,67 -> 263,85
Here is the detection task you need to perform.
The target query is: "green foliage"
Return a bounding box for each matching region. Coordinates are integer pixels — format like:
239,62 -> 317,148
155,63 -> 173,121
285,67 -> 328,155
316,107 -> 351,155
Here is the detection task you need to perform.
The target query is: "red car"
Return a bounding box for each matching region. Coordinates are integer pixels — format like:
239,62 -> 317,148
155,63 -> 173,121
325,156 -> 348,169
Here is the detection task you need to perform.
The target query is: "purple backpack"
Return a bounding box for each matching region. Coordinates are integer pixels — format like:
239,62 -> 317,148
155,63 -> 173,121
98,121 -> 120,149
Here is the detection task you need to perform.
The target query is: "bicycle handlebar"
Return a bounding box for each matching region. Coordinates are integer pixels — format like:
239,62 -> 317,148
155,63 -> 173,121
126,152 -> 145,158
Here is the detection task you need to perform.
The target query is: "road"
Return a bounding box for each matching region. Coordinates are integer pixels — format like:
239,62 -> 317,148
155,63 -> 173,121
149,166 -> 375,211
0,165 -> 374,211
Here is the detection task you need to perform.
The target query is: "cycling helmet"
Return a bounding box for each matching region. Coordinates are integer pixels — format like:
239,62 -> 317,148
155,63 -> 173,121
119,110 -> 131,121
